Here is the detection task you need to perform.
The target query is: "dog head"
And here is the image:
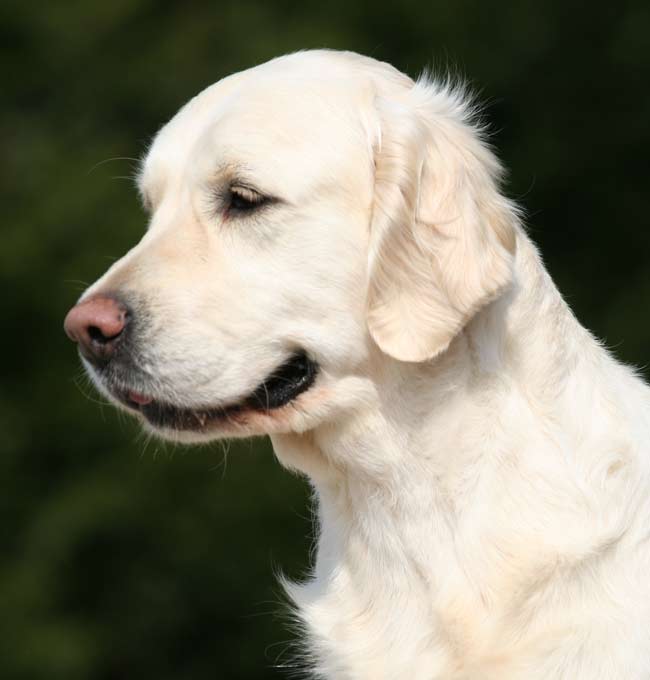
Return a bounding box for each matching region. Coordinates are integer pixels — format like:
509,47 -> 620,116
64,50 -> 517,443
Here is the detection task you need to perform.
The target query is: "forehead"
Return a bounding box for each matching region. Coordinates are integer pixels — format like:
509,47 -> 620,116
140,56 -> 377,197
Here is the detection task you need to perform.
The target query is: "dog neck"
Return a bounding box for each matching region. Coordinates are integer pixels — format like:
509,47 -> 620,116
270,231 -> 646,677
275,232 -> 597,487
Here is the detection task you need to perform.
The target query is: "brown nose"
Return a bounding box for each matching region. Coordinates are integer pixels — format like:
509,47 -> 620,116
64,295 -> 129,367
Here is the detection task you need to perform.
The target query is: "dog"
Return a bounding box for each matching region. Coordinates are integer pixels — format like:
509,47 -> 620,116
64,50 -> 650,679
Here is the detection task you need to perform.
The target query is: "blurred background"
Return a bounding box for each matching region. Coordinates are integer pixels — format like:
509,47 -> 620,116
2,1 -> 649,678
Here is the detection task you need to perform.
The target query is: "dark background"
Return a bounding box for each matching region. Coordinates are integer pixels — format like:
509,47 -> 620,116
2,1 -> 649,678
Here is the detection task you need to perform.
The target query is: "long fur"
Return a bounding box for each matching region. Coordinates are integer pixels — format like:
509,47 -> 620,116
73,50 -> 650,679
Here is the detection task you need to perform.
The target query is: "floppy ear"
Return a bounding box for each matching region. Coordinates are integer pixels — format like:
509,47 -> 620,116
367,81 -> 517,362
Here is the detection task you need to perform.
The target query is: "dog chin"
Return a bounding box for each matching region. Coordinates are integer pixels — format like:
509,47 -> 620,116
137,401 -> 313,444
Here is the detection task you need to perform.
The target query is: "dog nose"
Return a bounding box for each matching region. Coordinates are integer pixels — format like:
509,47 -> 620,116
64,295 -> 129,366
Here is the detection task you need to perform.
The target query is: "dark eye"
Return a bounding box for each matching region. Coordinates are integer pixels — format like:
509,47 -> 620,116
229,185 -> 267,213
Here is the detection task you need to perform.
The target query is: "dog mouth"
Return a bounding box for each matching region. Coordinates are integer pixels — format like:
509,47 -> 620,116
110,351 -> 318,432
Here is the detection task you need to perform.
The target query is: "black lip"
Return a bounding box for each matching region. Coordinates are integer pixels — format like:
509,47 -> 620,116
114,351 -> 318,431
246,351 -> 317,410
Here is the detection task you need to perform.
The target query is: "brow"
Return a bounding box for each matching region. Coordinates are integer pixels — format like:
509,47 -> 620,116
205,161 -> 278,198
137,157 -> 278,214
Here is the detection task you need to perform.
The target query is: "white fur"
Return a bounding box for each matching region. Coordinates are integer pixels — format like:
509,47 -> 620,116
80,51 -> 650,678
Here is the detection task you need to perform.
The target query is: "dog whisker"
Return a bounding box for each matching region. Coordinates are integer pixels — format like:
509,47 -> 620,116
86,156 -> 140,175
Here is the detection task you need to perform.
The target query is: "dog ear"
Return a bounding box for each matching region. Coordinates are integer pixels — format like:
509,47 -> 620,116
367,81 -> 517,362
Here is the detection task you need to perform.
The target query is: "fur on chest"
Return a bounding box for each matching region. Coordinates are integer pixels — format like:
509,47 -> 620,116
285,454 -> 642,680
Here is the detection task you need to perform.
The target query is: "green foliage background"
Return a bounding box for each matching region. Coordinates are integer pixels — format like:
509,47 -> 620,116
2,1 -> 649,678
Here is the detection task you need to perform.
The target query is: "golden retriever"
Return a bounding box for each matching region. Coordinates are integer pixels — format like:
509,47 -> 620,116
65,50 -> 650,679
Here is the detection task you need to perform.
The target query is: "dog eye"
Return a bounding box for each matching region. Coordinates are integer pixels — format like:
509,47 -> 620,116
229,186 -> 267,213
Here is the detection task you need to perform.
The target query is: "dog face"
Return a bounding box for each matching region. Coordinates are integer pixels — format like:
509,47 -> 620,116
64,51 -> 516,443
66,53 -> 384,442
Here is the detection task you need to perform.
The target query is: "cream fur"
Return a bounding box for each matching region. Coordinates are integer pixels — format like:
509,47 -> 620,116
78,51 -> 650,679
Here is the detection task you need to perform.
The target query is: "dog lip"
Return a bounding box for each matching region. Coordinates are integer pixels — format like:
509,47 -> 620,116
109,350 -> 318,430
245,350 -> 317,410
